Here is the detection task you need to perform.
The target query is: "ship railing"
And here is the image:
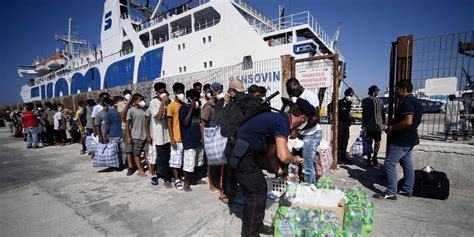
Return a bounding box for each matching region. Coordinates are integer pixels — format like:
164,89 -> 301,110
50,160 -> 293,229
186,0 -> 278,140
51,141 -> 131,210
194,17 -> 221,32
151,35 -> 170,47
136,0 -> 210,32
236,1 -> 277,31
249,11 -> 333,52
171,27 -> 192,39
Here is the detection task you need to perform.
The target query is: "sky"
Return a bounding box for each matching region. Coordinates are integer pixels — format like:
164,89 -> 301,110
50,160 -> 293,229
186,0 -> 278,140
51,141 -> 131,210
0,0 -> 472,105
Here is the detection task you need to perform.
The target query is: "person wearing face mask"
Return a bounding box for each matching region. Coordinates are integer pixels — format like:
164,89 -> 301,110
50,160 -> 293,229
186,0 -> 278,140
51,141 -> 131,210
233,99 -> 311,236
145,82 -> 172,187
201,82 -> 223,194
286,78 -> 322,184
125,93 -> 148,177
102,97 -> 126,171
167,82 -> 186,190
53,104 -> 67,146
94,98 -> 111,144
338,87 -> 355,164
43,102 -> 55,145
177,89 -> 204,192
92,92 -> 110,137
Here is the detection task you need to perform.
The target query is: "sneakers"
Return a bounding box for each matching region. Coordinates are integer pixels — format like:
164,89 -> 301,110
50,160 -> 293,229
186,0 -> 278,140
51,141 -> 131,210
175,180 -> 184,190
373,192 -> 397,201
398,190 -> 412,198
258,225 -> 274,235
151,175 -> 158,185
164,181 -> 173,189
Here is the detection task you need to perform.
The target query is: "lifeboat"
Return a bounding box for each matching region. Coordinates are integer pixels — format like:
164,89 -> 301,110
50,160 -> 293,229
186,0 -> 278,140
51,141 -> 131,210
34,61 -> 50,75
45,53 -> 68,70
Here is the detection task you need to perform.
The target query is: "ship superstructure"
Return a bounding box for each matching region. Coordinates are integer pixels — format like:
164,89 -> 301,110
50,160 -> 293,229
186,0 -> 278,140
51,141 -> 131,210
18,0 -> 343,102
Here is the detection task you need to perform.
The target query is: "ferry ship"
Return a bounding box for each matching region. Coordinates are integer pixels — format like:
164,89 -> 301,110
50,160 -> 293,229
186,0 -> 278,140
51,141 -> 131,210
18,0 -> 343,104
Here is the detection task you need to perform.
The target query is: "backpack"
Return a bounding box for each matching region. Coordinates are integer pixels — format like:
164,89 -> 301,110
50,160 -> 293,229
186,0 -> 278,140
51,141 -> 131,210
215,93 -> 271,138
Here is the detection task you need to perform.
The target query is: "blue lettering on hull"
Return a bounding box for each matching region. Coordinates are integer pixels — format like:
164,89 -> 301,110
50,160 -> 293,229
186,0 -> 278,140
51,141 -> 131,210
104,57 -> 135,88
137,47 -> 164,82
30,87 -> 39,98
40,85 -> 46,100
54,78 -> 69,97
71,67 -> 101,94
46,83 -> 53,99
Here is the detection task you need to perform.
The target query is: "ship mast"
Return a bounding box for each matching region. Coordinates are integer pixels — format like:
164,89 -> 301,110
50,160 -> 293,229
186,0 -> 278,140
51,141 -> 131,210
54,17 -> 87,57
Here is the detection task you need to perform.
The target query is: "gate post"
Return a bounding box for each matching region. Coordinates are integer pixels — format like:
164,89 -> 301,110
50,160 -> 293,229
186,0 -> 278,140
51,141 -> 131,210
331,54 -> 340,170
280,54 -> 294,98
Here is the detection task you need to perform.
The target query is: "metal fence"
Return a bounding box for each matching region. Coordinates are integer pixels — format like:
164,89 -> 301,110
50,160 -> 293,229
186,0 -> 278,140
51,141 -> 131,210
1,57 -> 284,116
411,31 -> 474,140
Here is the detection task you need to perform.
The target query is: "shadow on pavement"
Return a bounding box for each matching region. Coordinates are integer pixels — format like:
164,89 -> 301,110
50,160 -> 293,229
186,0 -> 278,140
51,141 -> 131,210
339,156 -> 387,194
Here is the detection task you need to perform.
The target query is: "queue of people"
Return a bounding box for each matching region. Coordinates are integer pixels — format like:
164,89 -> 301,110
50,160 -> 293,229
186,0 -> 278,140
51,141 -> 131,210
2,78 -> 426,236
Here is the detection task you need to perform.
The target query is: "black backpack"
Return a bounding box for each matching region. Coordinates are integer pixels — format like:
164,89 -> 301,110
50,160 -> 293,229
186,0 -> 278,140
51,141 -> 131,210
398,169 -> 450,200
215,93 -> 272,138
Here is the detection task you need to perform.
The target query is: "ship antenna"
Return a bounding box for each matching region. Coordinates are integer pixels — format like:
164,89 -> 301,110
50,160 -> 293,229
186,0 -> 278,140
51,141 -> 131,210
330,22 -> 342,49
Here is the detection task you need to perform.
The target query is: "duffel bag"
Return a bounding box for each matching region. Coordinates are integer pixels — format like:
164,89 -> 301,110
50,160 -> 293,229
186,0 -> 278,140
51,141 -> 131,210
398,168 -> 449,200
204,125 -> 228,165
85,134 -> 98,154
93,143 -> 119,168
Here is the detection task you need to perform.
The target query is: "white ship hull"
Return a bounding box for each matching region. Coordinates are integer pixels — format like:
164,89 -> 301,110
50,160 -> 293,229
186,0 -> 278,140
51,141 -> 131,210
21,0 -> 342,107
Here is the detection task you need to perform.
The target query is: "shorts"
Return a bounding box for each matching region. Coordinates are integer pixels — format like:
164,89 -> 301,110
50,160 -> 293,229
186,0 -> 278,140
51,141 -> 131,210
182,148 -> 204,172
126,139 -> 147,156
169,142 -> 184,169
147,144 -> 157,165
366,131 -> 382,142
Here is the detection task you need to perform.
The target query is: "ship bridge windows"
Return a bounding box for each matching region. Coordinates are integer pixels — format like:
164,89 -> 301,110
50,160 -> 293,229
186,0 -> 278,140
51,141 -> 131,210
242,56 -> 253,70
139,32 -> 150,47
151,25 -> 169,45
121,40 -> 134,55
170,15 -> 192,39
264,32 -> 292,46
194,7 -> 221,32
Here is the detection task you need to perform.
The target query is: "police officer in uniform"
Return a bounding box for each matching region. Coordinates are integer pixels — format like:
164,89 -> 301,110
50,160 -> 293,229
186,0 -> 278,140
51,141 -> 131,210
230,98 -> 314,236
338,88 -> 354,164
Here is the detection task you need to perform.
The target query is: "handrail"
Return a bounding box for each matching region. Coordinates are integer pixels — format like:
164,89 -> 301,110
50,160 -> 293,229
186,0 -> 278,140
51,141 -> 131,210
135,0 -> 210,32
248,11 -> 334,52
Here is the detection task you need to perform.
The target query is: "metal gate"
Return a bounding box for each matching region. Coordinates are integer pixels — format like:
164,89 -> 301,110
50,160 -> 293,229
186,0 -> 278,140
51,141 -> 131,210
292,54 -> 341,167
388,31 -> 474,141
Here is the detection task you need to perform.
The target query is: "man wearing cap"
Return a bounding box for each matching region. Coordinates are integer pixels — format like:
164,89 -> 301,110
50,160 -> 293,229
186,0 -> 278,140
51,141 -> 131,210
362,85 -> 386,166
338,87 -> 355,164
226,79 -> 246,102
233,98 -> 311,236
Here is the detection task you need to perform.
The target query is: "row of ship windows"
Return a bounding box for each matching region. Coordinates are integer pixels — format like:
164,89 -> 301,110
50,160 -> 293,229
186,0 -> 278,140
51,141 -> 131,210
161,60 -> 214,76
176,61 -> 213,73
178,36 -> 212,51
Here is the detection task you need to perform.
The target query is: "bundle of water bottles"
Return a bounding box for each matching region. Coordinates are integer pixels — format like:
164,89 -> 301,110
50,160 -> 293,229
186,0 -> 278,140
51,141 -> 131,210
344,186 -> 375,236
274,174 -> 375,237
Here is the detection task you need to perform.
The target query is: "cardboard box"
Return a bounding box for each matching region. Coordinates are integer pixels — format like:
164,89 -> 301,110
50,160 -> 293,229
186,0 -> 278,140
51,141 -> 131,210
291,197 -> 346,228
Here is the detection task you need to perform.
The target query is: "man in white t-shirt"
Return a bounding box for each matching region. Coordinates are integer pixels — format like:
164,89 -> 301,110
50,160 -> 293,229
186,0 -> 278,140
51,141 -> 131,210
286,78 -> 323,184
442,94 -> 465,141
91,92 -> 110,136
146,82 -> 173,188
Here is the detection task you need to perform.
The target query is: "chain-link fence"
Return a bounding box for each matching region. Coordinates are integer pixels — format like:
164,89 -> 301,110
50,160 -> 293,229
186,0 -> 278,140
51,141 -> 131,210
411,31 -> 474,141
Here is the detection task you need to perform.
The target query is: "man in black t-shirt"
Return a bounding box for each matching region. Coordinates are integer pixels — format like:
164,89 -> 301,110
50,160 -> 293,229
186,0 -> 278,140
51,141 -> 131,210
233,99 -> 314,236
374,80 -> 422,201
